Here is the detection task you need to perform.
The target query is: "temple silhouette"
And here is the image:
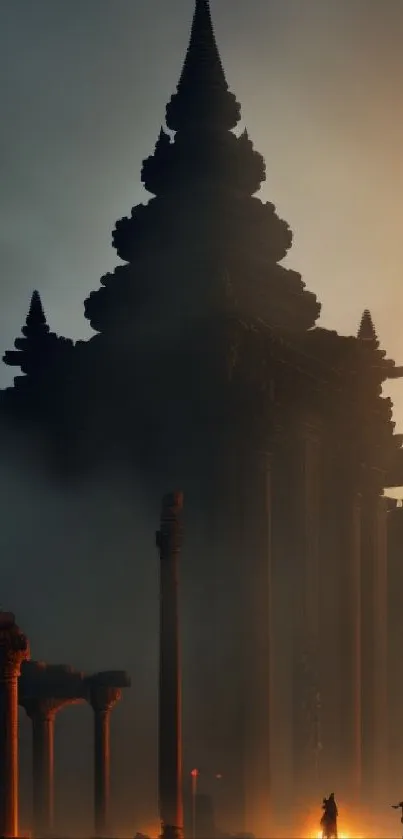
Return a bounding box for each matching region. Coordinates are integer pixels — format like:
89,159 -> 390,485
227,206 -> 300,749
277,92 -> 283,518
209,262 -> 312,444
2,0 -> 403,835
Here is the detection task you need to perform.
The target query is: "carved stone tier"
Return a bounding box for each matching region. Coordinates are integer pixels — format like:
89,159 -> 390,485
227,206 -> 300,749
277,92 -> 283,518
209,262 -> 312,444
0,613 -> 30,838
88,672 -> 130,838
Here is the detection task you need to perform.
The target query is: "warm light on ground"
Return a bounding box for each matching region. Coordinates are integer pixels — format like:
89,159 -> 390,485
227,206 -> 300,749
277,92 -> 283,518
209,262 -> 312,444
315,834 -> 350,839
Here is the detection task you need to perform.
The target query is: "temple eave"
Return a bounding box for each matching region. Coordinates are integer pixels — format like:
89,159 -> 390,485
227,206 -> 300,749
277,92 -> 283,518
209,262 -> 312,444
386,365 -> 403,379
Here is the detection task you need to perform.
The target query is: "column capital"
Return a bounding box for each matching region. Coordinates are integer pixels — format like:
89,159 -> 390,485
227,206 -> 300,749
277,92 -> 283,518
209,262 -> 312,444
0,617 -> 29,679
90,686 -> 122,714
156,492 -> 183,557
23,696 -> 70,722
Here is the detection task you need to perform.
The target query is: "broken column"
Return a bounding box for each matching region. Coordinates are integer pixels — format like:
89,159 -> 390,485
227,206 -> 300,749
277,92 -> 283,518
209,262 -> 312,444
156,491 -> 184,839
88,672 -> 130,837
0,612 -> 30,838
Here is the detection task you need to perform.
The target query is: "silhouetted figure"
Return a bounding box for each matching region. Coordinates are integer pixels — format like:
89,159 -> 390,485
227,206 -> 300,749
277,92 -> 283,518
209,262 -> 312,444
320,793 -> 338,839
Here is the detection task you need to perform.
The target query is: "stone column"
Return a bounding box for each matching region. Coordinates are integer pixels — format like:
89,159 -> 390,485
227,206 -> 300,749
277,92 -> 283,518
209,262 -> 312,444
32,705 -> 55,838
90,687 -> 122,838
341,486 -> 362,803
320,459 -> 362,805
240,447 -> 272,837
373,493 -> 388,792
361,473 -> 388,802
23,698 -> 70,838
292,417 -> 322,808
156,491 -> 184,839
0,613 -> 29,838
270,435 -> 295,833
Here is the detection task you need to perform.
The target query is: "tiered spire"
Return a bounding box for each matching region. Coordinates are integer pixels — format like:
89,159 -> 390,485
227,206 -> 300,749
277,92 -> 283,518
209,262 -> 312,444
3,291 -> 51,375
166,0 -> 240,132
356,308 -> 403,381
88,0 -> 321,335
3,290 -> 73,388
357,309 -> 378,345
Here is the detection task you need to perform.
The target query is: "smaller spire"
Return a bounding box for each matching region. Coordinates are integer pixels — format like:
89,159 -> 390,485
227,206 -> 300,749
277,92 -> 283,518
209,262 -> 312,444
156,127 -> 171,149
23,290 -> 49,337
3,290 -> 53,374
357,309 -> 378,345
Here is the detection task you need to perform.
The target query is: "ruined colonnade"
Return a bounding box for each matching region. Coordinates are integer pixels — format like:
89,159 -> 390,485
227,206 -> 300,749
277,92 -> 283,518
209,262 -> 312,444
0,613 -> 130,838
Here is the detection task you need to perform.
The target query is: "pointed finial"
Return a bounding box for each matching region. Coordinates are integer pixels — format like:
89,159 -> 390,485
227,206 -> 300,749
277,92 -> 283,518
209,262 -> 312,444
357,309 -> 379,345
29,289 -> 44,316
166,0 -> 240,132
239,128 -> 252,144
156,127 -> 171,147
25,290 -> 48,332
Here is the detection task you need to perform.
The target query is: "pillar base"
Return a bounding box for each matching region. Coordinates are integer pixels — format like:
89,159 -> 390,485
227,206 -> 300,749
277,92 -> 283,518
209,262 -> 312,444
160,826 -> 183,839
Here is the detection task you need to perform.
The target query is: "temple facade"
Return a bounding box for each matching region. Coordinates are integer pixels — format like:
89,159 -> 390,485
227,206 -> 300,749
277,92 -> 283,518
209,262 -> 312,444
2,1 -> 403,835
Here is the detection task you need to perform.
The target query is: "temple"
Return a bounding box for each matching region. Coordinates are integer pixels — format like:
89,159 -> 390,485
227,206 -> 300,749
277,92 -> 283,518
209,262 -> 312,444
2,0 -> 403,835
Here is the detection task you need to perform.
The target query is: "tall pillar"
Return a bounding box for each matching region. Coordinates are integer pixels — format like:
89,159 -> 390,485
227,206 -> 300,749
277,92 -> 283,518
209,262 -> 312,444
32,705 -> 54,838
320,460 -> 362,805
156,491 -> 184,839
240,447 -> 272,837
90,687 -> 122,838
341,485 -> 362,803
293,417 -> 322,808
361,473 -> 388,802
0,613 -> 30,838
23,698 -> 71,838
270,434 -> 295,833
373,493 -> 388,793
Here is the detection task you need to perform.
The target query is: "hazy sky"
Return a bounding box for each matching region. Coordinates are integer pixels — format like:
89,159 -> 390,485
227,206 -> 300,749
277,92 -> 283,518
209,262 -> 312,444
2,0 -> 403,424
